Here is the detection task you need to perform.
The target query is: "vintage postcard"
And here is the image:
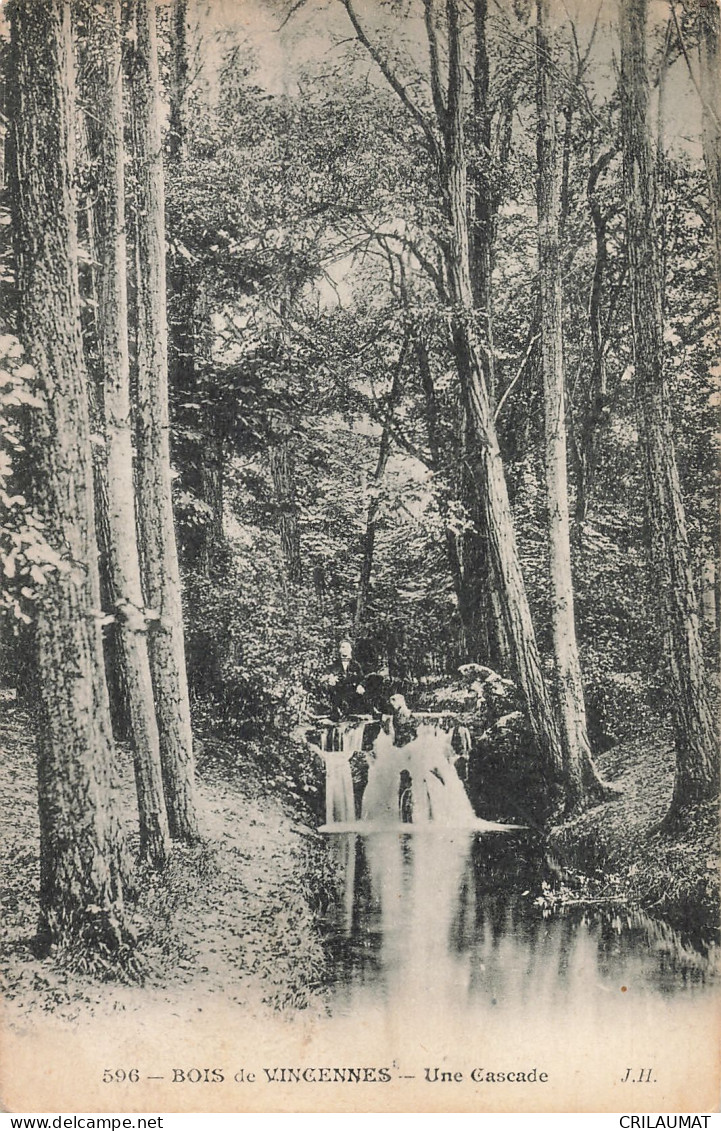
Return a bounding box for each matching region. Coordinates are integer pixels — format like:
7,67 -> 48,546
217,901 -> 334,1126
1,0 -> 719,1115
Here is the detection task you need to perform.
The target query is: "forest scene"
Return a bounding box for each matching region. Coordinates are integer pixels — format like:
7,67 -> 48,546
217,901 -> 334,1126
0,0 -> 719,1111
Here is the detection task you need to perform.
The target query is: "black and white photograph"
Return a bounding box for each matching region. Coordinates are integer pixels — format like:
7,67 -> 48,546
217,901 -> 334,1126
0,0 -> 719,1115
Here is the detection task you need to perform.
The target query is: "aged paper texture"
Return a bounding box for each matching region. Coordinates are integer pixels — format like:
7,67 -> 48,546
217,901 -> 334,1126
1,0 -> 720,1115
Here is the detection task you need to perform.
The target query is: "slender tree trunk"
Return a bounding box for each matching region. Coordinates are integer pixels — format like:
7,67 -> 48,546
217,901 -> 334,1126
10,0 -> 133,950
575,149 -> 615,523
75,112 -> 132,741
168,0 -> 189,163
127,0 -> 199,841
462,0 -> 512,670
442,0 -> 563,779
536,0 -> 611,811
343,0 -> 562,779
415,334 -> 474,654
166,0 -> 211,571
354,340 -> 406,633
471,0 -> 496,393
620,0 -> 718,818
698,1 -> 721,328
83,0 -> 170,866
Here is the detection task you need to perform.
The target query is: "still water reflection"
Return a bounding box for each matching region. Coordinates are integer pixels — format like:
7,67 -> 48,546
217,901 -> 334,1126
322,831 -> 716,1028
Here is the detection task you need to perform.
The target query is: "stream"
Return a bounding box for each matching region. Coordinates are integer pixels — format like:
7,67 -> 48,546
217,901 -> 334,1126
316,718 -> 717,1042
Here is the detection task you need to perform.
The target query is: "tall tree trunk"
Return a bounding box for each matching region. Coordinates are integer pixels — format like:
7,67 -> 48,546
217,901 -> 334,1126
168,0 -> 189,163
471,0 -> 496,392
343,0 -> 562,779
127,0 -> 199,842
83,0 -> 170,866
698,1 -> 721,328
574,149 -> 615,523
536,0 -> 611,811
10,0 -> 132,950
620,0 -> 718,818
415,334 -> 474,654
73,111 -> 132,740
460,0 -> 511,670
442,0 -> 563,779
459,416 -> 513,670
354,338 -> 407,633
417,329 -> 505,666
167,0 -> 209,570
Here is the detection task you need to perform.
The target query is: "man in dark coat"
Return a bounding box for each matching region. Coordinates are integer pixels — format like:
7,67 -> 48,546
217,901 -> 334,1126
325,639 -> 366,719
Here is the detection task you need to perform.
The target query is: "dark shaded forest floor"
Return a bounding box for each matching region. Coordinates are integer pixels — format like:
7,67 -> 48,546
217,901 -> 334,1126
549,727 -> 719,946
0,703 -> 717,1032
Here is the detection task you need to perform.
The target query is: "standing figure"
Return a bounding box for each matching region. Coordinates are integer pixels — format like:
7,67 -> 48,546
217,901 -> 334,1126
325,639 -> 366,719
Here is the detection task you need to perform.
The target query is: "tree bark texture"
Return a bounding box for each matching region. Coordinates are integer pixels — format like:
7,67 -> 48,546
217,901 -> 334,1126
166,0 -> 220,571
451,0 -> 511,670
620,0 -> 718,814
698,1 -> 721,328
83,0 -> 170,866
415,334 -> 477,652
571,149 -> 616,525
471,0 -> 496,391
127,0 -> 199,841
441,0 -> 563,778
458,417 -> 513,671
10,0 -> 132,949
168,0 -> 189,163
536,0 -> 609,811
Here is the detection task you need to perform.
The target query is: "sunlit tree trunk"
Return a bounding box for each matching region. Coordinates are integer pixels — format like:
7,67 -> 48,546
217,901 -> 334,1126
83,0 -> 170,865
10,0 -> 132,950
536,0 -> 611,810
620,0 -> 718,818
127,0 -> 199,841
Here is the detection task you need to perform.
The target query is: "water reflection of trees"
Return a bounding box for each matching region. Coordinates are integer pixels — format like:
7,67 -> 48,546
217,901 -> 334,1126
323,831 -> 716,1017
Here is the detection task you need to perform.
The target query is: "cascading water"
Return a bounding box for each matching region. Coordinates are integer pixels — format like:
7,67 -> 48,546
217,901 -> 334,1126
318,702 -> 520,832
361,724 -> 475,826
321,718 -> 368,825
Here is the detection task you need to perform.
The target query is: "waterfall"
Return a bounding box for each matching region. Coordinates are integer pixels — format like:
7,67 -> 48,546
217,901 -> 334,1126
321,719 -> 367,825
318,710 -> 520,832
361,725 -> 475,826
455,725 -> 472,758
453,724 -> 472,782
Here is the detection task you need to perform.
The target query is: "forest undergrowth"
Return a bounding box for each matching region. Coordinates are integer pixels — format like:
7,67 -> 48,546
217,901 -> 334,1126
548,729 -> 720,947
1,701 -> 717,1029
0,704 -> 337,1027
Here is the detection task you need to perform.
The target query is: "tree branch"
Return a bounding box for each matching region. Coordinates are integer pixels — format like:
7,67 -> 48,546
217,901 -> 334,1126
494,328 -> 540,422
339,0 -> 443,165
